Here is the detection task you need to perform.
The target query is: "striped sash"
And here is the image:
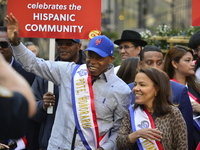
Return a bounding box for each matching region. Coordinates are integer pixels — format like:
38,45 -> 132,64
188,92 -> 200,131
71,64 -> 108,150
171,79 -> 200,131
15,137 -> 27,150
129,106 -> 163,150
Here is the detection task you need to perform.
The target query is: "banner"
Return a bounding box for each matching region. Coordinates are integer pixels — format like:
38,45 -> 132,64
7,0 -> 101,39
192,0 -> 200,26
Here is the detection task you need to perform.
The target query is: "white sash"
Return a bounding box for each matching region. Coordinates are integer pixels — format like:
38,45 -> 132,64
171,79 -> 200,131
15,137 -> 27,150
188,92 -> 200,131
129,106 -> 163,150
71,64 -> 108,150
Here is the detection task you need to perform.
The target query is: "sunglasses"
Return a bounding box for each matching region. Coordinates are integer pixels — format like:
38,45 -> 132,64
0,41 -> 9,48
56,41 -> 75,47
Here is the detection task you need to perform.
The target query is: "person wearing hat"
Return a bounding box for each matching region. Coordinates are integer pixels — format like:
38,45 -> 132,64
114,30 -> 147,74
189,29 -> 200,80
29,38 -> 86,150
5,13 -> 132,150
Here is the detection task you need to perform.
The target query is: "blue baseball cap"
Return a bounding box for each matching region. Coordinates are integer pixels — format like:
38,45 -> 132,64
84,35 -> 114,57
56,39 -> 81,43
72,39 -> 81,43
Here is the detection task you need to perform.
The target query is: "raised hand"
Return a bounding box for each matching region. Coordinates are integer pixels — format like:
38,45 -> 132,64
4,13 -> 19,43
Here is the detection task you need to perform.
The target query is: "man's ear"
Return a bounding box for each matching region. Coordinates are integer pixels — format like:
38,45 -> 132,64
109,56 -> 114,63
171,60 -> 177,69
139,60 -> 143,68
78,43 -> 82,49
136,46 -> 142,56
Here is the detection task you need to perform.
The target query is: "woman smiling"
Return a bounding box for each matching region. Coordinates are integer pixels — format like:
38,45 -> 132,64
116,68 -> 188,150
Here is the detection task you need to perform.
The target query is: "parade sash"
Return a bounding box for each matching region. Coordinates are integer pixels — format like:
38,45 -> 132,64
71,64 -> 108,150
15,137 -> 27,150
171,79 -> 200,131
188,92 -> 200,131
129,106 -> 163,150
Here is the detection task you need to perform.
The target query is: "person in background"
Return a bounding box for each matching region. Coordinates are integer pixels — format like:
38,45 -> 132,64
128,45 -> 193,150
0,26 -> 35,85
113,30 -> 147,74
31,38 -> 86,150
117,57 -> 139,84
188,29 -> 200,80
0,53 -> 36,148
0,26 -> 36,150
116,68 -> 188,150
5,13 -> 132,150
24,41 -> 39,56
163,45 -> 200,150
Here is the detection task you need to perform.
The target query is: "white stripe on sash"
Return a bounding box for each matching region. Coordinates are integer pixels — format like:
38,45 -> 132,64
129,106 -> 163,150
188,92 -> 200,131
171,79 -> 200,131
71,64 -> 109,150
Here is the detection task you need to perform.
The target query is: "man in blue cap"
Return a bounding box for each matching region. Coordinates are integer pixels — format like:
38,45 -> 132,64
6,13 -> 131,150
30,38 -> 86,150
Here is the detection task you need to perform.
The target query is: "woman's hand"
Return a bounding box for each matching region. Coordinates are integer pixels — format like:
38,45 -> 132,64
191,101 -> 200,113
129,128 -> 162,144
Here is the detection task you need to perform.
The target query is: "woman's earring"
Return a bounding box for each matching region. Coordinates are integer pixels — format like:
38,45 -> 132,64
155,92 -> 157,96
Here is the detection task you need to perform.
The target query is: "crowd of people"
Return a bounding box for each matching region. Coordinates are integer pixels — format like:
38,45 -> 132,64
1,12 -> 200,150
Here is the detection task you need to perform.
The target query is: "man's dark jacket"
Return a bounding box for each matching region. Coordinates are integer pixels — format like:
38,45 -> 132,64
12,59 -> 35,85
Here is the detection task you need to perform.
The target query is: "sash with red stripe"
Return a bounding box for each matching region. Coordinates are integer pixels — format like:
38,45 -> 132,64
171,79 -> 200,131
15,137 -> 27,150
71,64 -> 108,150
129,105 -> 164,150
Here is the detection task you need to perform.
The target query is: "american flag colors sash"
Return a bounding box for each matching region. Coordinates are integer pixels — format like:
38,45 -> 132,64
188,92 -> 200,131
71,64 -> 107,150
171,79 -> 200,131
129,106 -> 163,150
15,137 -> 27,150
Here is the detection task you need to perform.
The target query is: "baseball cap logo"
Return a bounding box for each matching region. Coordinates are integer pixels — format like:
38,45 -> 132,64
95,39 -> 102,45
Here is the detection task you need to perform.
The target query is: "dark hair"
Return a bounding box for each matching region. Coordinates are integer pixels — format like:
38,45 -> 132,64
130,41 -> 140,48
117,57 -> 139,84
163,45 -> 200,94
195,59 -> 200,72
140,45 -> 163,61
188,29 -> 200,49
0,26 -> 7,32
134,67 -> 172,116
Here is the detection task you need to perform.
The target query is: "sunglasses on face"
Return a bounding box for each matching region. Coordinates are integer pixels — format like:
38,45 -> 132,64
0,41 -> 9,48
56,41 -> 76,47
